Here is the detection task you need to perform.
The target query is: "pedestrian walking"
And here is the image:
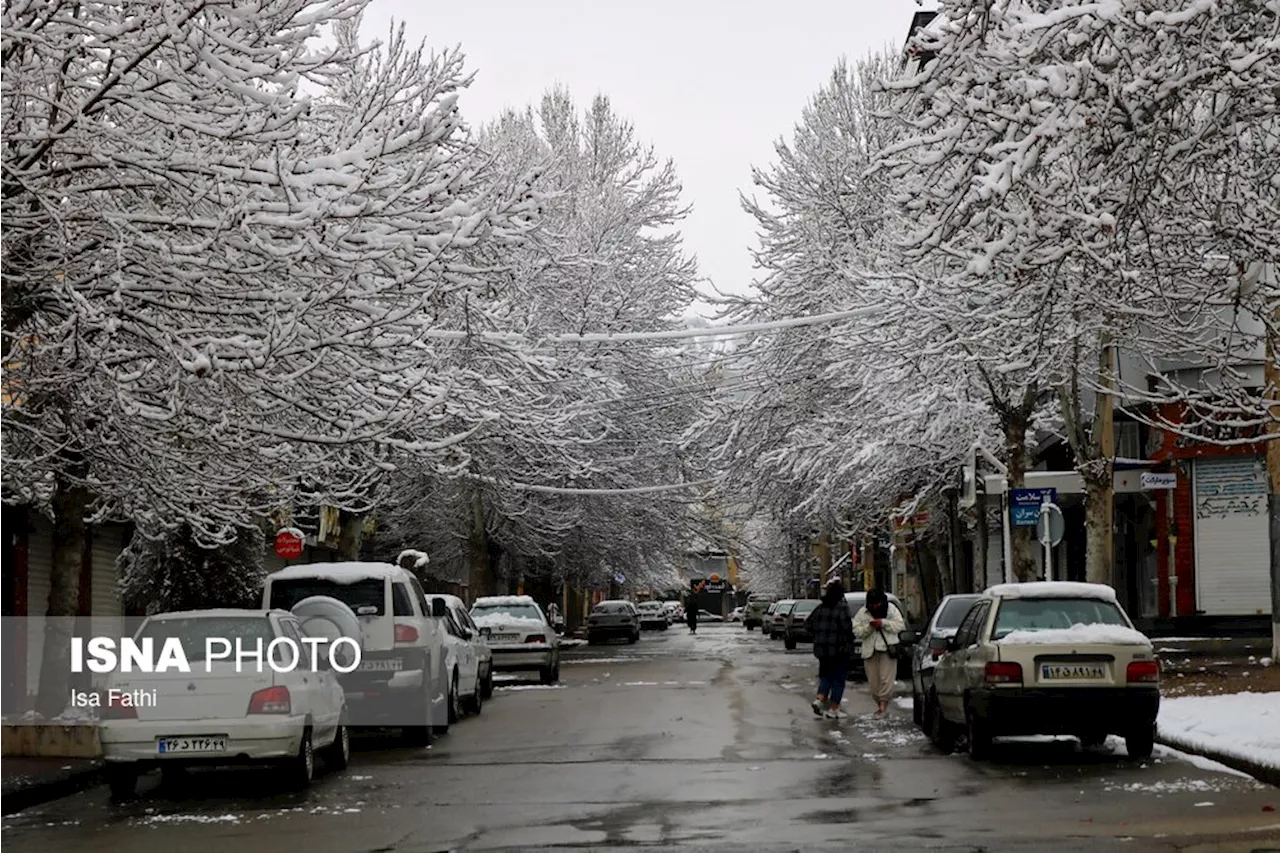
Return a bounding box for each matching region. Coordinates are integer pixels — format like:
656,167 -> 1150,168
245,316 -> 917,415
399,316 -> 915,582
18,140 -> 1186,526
803,580 -> 854,720
852,588 -> 904,717
686,598 -> 698,633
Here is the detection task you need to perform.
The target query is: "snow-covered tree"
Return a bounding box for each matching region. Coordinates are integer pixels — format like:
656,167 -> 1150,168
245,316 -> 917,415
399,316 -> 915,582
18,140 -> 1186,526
2,1 -> 536,714
375,89 -> 705,595
119,524 -> 266,615
876,0 -> 1280,583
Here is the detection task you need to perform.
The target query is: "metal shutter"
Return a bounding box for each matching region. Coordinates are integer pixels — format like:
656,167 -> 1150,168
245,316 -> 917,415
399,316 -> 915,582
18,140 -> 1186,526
25,514 -> 53,696
1193,456 -> 1271,616
90,524 -> 125,618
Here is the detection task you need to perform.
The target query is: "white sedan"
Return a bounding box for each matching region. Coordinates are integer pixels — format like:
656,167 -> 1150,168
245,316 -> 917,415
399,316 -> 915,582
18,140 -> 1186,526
99,608 -> 350,797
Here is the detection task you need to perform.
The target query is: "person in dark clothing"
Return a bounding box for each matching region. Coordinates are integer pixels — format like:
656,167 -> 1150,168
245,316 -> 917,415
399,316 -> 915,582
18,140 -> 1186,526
804,579 -> 854,719
686,597 -> 698,633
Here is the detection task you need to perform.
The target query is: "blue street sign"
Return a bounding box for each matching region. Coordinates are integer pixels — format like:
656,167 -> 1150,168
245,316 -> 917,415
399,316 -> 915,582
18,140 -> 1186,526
1009,488 -> 1057,527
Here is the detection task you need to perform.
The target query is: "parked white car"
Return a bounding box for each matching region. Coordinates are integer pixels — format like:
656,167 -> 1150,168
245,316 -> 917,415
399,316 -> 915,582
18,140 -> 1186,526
470,595 -> 560,684
927,582 -> 1160,760
99,608 -> 349,797
426,593 -> 494,718
637,601 -> 670,631
264,562 -> 449,742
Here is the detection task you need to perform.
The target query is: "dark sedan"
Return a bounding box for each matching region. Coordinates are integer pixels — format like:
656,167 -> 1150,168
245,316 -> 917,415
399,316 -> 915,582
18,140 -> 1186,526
782,599 -> 820,649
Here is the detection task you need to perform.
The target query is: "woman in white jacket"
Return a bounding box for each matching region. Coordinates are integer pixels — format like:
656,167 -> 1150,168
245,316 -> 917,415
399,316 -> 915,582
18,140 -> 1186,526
852,588 -> 904,717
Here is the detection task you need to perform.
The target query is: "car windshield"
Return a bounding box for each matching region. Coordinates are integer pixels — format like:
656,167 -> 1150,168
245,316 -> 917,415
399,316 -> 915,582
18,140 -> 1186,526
269,578 -> 386,615
935,597 -> 982,630
472,603 -> 544,622
791,600 -> 818,615
593,603 -> 632,614
136,616 -> 274,663
638,602 -> 662,611
992,597 -> 1129,639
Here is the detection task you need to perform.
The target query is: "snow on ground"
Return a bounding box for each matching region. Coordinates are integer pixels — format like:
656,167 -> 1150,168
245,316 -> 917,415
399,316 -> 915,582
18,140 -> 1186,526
1157,691 -> 1280,770
893,696 -> 914,711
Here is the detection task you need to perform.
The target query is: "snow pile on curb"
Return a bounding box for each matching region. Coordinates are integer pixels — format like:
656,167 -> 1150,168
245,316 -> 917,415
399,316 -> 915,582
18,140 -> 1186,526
1157,691 -> 1280,771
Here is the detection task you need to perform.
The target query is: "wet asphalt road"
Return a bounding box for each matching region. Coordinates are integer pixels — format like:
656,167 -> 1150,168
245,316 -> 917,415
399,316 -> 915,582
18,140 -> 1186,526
3,625 -> 1278,852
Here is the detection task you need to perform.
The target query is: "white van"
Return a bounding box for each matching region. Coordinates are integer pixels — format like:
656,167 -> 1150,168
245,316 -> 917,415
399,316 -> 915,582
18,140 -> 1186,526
263,562 -> 450,743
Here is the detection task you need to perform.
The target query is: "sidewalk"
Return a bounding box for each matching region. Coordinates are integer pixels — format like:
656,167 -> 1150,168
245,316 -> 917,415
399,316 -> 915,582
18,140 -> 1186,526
1,757 -> 104,815
1157,691 -> 1280,788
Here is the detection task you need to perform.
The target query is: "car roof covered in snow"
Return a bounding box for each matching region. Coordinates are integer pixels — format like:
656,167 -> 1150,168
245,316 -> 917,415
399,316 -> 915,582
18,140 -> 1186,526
265,561 -> 411,584
472,595 -> 537,607
425,593 -> 464,607
984,581 -> 1117,603
146,608 -> 279,620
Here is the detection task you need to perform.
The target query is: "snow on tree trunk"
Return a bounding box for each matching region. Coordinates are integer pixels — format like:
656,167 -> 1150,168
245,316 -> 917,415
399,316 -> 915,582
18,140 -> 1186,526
35,480 -> 88,718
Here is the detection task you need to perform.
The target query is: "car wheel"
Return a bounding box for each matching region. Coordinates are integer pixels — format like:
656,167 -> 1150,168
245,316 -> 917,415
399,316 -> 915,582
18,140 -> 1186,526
480,667 -> 494,699
966,703 -> 993,761
540,663 -> 558,684
446,670 -> 461,725
928,694 -> 956,755
783,635 -> 796,650
324,719 -> 350,772
286,726 -> 315,790
628,630 -> 639,644
587,634 -> 600,646
912,690 -> 923,728
106,764 -> 138,799
463,669 -> 484,715
1125,724 -> 1155,760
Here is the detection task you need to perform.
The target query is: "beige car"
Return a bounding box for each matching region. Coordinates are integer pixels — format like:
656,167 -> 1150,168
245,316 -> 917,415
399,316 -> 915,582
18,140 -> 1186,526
926,581 -> 1160,761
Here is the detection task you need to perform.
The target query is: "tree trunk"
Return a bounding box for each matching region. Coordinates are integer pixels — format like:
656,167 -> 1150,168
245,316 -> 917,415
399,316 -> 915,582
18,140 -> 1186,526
36,481 -> 89,718
468,488 -> 495,597
1083,467 -> 1115,586
337,512 -> 363,560
1004,417 -> 1036,582
973,497 -> 988,593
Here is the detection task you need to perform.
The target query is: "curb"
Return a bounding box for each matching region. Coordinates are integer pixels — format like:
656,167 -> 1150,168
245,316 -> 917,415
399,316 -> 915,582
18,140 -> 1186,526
1156,733 -> 1280,789
1,762 -> 105,816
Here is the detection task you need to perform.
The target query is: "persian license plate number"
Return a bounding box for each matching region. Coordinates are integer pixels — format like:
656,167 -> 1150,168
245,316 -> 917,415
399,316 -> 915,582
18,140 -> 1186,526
157,736 -> 226,754
357,658 -> 403,672
488,634 -> 519,643
1041,663 -> 1105,680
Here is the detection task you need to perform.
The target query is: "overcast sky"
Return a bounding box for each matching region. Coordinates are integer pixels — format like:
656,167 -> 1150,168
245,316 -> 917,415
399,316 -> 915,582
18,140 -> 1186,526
362,1 -> 927,309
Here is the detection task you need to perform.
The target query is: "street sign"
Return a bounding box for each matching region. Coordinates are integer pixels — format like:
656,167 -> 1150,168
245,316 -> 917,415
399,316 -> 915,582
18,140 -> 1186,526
704,579 -> 727,593
1036,502 -> 1065,547
614,572 -> 626,585
274,528 -> 304,560
1010,488 -> 1057,527
1141,472 -> 1177,490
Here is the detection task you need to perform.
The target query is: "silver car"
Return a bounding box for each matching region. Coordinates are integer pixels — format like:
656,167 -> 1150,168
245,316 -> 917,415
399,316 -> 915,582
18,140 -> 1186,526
910,594 -> 982,727
470,595 -> 560,684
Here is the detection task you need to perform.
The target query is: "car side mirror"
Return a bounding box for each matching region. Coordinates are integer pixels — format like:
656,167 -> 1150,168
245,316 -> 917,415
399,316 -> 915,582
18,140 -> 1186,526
899,630 -> 919,645
431,598 -> 447,618
945,636 -> 961,653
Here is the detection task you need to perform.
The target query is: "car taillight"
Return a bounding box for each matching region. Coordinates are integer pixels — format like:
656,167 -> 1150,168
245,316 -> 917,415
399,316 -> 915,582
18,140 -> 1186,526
102,691 -> 137,720
984,662 -> 1022,685
525,635 -> 546,644
1127,660 -> 1160,683
394,624 -> 419,644
248,685 -> 291,714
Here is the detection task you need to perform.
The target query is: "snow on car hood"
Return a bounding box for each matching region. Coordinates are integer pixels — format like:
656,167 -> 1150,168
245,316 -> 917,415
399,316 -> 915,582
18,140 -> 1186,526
472,612 -> 546,630
985,581 -> 1117,603
996,623 -> 1150,646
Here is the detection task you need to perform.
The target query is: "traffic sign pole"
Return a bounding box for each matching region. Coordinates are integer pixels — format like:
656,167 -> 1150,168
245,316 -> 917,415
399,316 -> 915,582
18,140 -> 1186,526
1041,497 -> 1053,582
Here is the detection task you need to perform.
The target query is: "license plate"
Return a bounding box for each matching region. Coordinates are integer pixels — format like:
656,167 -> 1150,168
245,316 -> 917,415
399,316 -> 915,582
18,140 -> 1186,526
1041,663 -> 1106,680
488,634 -> 519,643
157,736 -> 226,754
357,658 -> 403,672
